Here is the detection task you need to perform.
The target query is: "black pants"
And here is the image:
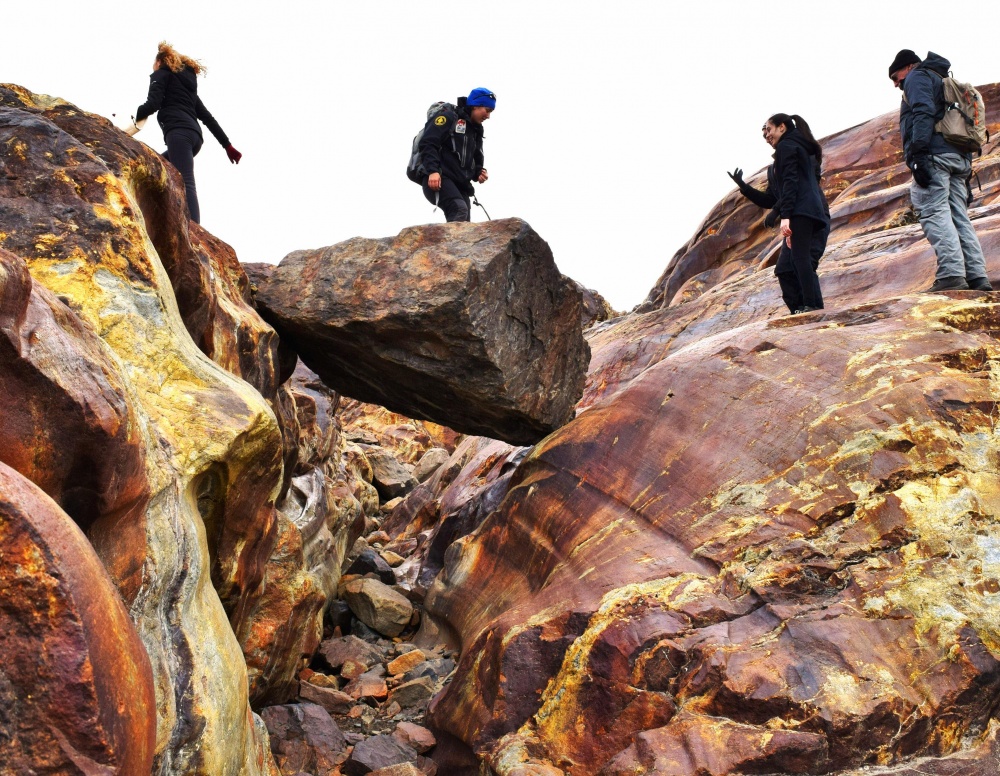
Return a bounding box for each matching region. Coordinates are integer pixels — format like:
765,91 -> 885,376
422,177 -> 470,222
775,216 -> 827,312
163,128 -> 204,223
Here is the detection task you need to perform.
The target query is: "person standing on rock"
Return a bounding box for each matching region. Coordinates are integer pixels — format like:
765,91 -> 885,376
728,114 -> 830,314
416,88 -> 495,222
133,41 -> 242,224
888,50 -> 991,292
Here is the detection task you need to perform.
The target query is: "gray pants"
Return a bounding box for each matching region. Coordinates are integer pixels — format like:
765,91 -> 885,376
910,153 -> 988,283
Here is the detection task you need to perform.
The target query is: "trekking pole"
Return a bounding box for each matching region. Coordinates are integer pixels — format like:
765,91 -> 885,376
472,194 -> 491,220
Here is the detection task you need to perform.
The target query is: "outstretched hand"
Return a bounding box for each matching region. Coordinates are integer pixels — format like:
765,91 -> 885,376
727,167 -> 745,187
226,145 -> 242,165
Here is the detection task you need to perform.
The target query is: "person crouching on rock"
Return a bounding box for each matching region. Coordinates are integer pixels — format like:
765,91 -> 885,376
728,114 -> 830,314
133,41 -> 242,224
420,88 -> 495,222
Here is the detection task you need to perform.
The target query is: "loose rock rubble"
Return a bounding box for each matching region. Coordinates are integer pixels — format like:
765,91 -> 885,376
259,405 -> 460,776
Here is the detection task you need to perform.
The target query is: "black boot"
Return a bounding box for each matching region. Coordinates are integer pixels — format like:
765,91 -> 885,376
967,277 -> 994,291
927,276 -> 970,292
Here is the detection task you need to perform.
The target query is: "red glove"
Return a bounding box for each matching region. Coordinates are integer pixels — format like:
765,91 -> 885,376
226,144 -> 242,164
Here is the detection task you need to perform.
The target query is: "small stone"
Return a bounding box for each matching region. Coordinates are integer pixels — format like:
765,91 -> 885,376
380,550 -> 406,567
299,683 -> 354,716
346,548 -> 396,585
387,650 -> 426,677
343,734 -> 419,776
413,447 -> 451,482
401,658 -> 456,685
392,722 -> 436,754
348,705 -> 365,719
383,701 -> 402,718
340,658 -> 369,680
368,530 -> 392,545
343,578 -> 414,638
347,536 -> 369,561
387,676 -> 436,709
381,497 -> 404,512
368,764 -> 422,776
343,670 -> 389,703
326,598 -> 354,633
320,635 -> 385,670
306,672 -> 339,689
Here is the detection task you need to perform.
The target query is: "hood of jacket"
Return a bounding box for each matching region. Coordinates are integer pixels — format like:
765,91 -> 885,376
775,126 -> 816,156
919,51 -> 951,78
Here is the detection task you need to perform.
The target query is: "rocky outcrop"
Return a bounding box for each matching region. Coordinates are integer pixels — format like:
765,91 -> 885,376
253,219 -> 590,445
0,84 -> 367,773
0,462 -> 155,774
402,89 -> 1000,774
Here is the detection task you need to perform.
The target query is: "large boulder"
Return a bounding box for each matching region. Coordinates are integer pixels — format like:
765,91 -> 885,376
0,462 -> 156,774
253,218 -> 590,445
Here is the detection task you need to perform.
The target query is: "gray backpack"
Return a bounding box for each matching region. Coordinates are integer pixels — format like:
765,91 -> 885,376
406,101 -> 453,183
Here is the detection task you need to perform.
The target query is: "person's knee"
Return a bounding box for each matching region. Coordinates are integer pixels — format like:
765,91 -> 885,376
444,201 -> 470,222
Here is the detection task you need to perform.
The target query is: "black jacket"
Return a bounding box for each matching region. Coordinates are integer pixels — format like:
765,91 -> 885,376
771,128 -> 830,224
899,51 -> 962,161
135,67 -> 230,147
739,155 -> 830,220
417,105 -> 484,194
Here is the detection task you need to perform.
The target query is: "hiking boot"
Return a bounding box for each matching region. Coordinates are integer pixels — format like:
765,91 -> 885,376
967,277 -> 994,291
927,276 -> 969,292
793,306 -> 820,314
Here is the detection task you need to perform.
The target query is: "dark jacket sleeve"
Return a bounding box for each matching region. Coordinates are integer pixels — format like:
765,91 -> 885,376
135,69 -> 169,122
738,183 -> 777,209
474,133 -> 485,179
902,70 -> 938,158
418,112 -> 451,176
195,97 -> 231,147
776,143 -> 801,219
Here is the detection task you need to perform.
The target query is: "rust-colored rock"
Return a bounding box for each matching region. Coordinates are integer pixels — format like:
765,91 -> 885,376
409,84 -> 1000,775
0,462 -> 156,774
253,218 -> 590,445
0,83 -> 288,772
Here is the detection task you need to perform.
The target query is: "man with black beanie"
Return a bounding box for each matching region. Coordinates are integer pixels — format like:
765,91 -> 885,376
889,49 -> 991,291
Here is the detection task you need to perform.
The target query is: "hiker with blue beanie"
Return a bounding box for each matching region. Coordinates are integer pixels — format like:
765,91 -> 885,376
414,87 -> 495,222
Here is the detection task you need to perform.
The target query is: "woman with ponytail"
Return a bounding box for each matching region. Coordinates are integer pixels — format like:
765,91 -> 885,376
134,41 -> 242,224
728,114 -> 830,313
763,113 -> 829,312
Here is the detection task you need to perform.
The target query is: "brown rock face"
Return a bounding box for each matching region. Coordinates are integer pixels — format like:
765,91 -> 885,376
0,83 -> 297,772
253,219 -> 590,445
0,462 -> 155,774
412,86 -> 1000,774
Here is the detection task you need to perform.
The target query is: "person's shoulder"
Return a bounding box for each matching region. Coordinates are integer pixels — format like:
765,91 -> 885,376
150,68 -> 170,82
428,107 -> 457,128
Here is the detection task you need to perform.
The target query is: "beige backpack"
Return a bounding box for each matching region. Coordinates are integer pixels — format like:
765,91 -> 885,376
935,76 -> 989,153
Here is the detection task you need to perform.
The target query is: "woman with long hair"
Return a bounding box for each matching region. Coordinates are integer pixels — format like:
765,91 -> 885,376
729,114 -> 830,313
134,41 -> 241,224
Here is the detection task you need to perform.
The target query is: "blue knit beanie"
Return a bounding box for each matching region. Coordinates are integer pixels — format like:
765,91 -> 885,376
467,88 -> 496,110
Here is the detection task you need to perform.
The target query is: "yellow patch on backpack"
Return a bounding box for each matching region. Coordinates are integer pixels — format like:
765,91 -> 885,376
434,116 -> 447,126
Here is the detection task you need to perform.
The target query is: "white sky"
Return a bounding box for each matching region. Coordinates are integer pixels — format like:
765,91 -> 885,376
4,1 -> 997,311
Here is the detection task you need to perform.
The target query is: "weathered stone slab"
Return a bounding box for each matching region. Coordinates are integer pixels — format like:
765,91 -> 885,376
254,218 -> 590,445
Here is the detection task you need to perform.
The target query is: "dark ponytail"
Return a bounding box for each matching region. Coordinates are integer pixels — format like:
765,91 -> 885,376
768,112 -> 823,162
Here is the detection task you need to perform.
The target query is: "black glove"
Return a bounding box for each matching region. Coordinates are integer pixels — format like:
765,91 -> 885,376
764,209 -> 780,228
727,167 -> 746,189
910,156 -> 932,188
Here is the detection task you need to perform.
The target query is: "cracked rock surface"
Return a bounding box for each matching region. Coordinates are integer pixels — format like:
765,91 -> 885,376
252,219 -> 590,446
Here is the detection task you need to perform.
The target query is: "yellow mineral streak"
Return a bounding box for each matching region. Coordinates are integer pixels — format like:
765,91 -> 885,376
7,97 -> 281,774
490,575 -> 711,772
